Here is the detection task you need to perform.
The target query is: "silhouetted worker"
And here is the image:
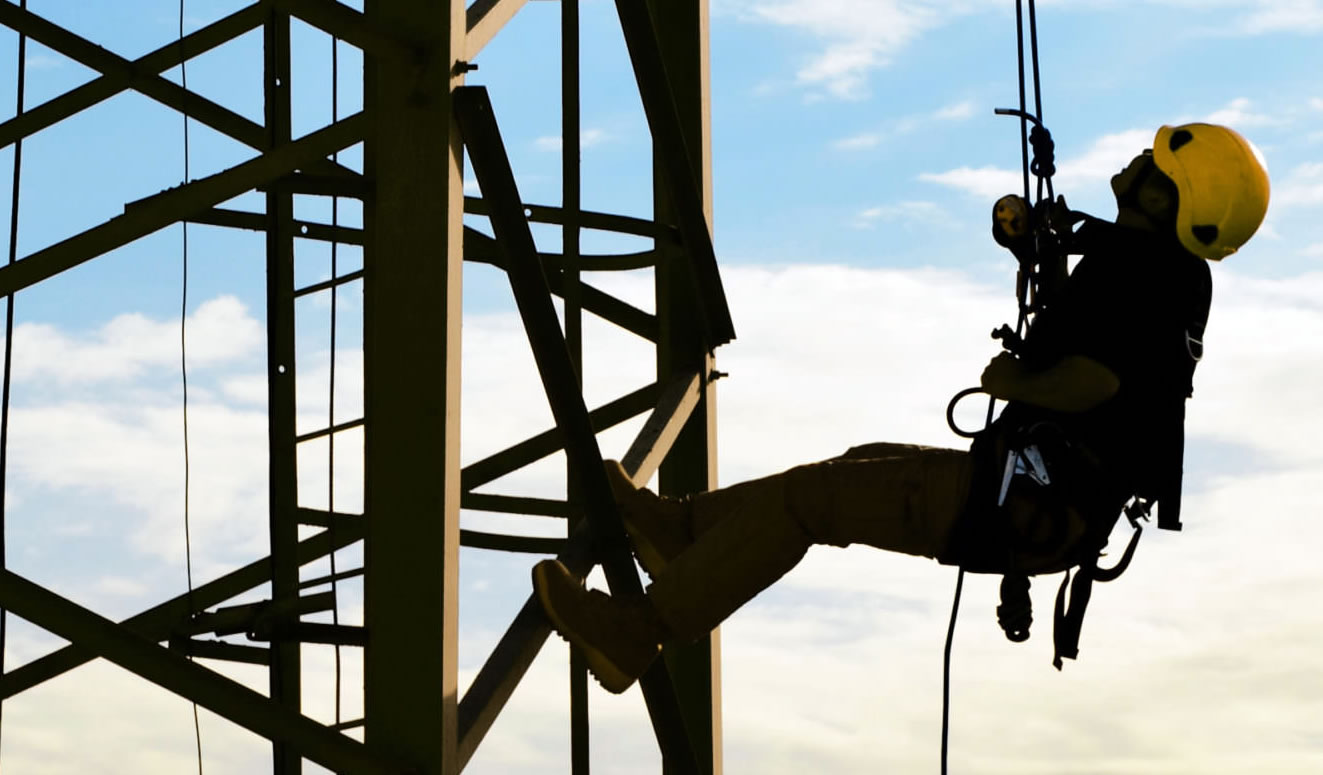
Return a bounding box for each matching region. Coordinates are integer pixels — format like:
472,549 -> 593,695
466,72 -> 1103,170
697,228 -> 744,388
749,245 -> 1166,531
532,123 -> 1270,693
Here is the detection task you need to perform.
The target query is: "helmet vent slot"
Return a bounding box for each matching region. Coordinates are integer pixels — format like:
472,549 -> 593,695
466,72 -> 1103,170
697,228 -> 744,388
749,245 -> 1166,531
1192,224 -> 1219,245
1169,129 -> 1194,152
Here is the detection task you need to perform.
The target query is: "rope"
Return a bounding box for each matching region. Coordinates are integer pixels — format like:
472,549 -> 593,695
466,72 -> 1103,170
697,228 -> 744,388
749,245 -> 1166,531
942,2 -> 1052,770
0,0 -> 27,757
1014,0 -> 1029,202
178,2 -> 204,772
1026,0 -> 1053,203
327,31 -> 343,728
939,568 -> 963,775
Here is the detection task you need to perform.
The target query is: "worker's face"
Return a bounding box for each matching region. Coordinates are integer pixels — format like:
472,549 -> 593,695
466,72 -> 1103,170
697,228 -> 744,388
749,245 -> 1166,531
1112,151 -> 1177,225
1110,151 -> 1152,199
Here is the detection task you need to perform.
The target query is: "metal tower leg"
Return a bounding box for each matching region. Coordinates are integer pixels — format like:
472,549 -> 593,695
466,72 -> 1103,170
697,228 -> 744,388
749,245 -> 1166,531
651,2 -> 722,772
264,9 -> 302,774
362,0 -> 466,772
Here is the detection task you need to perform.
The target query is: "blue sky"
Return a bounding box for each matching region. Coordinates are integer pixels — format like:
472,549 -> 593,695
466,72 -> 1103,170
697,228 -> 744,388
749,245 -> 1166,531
0,0 -> 1322,773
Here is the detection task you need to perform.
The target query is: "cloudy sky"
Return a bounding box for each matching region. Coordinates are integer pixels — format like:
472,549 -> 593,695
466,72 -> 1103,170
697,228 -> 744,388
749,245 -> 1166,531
0,0 -> 1321,773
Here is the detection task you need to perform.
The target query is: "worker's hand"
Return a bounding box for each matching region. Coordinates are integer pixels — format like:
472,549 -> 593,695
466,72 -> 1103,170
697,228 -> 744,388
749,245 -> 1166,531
980,352 -> 1025,401
1046,194 -> 1080,234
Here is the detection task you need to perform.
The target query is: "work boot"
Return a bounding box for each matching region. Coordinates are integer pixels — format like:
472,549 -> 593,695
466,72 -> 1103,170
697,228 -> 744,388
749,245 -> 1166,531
604,460 -> 693,579
532,559 -> 666,694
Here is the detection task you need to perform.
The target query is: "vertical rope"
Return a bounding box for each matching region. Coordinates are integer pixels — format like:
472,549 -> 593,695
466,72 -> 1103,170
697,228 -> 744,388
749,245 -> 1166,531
1026,0 -> 1053,203
945,6 -> 1052,769
0,0 -> 28,756
178,2 -> 204,772
1014,0 -> 1030,203
327,31 -> 343,728
940,568 -> 964,775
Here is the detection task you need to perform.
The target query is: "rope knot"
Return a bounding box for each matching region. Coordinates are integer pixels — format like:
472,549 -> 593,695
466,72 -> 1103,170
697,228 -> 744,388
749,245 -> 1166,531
1029,124 -> 1056,179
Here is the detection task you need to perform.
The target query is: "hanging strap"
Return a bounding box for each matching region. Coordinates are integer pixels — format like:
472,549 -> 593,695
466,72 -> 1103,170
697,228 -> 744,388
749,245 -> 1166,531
1052,514 -> 1143,668
1051,566 -> 1092,669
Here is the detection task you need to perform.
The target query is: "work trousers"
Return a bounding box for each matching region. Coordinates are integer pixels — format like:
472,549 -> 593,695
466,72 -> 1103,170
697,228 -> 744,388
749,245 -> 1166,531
647,443 -> 973,641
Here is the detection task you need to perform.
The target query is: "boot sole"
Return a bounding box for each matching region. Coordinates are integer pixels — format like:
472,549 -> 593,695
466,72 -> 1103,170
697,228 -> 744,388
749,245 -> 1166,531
532,561 -> 646,695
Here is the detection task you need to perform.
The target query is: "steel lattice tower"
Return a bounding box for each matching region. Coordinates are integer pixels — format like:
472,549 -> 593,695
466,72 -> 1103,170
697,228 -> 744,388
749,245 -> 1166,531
0,1 -> 732,772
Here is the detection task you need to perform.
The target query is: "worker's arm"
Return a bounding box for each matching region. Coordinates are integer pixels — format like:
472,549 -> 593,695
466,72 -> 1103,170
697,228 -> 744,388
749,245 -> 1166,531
980,352 -> 1120,413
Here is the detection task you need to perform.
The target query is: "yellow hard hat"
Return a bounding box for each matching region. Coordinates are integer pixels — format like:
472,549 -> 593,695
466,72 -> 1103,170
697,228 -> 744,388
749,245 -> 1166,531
1152,123 -> 1270,260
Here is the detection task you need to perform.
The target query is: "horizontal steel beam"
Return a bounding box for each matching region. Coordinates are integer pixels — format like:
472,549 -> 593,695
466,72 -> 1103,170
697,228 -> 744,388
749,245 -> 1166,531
460,382 -> 658,491
1,524 -> 363,700
299,567 -> 366,591
0,112 -> 365,298
296,507 -> 363,531
0,570 -> 403,775
296,417 -> 367,444
190,208 -> 365,246
460,492 -> 571,518
459,530 -> 565,554
463,196 -> 679,241
464,229 -> 658,341
295,269 -> 366,299
170,637 -> 272,666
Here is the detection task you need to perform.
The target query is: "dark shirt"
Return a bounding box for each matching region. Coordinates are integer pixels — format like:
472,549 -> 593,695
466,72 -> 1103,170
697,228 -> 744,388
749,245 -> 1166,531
1018,220 -> 1211,498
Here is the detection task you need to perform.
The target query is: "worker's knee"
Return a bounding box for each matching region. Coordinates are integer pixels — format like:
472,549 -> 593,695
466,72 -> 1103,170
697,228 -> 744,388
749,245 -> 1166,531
782,462 -> 853,546
781,453 -> 972,555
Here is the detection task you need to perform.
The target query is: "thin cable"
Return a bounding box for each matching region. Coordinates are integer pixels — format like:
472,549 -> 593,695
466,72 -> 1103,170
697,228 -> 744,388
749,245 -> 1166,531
940,568 -> 964,775
1027,0 -> 1044,134
1027,0 -> 1053,203
0,0 -> 28,755
1014,0 -> 1030,203
327,32 -> 343,727
178,2 -> 204,773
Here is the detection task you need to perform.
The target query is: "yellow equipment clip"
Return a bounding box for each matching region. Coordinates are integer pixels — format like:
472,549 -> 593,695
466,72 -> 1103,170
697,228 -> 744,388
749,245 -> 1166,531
992,194 -> 1031,246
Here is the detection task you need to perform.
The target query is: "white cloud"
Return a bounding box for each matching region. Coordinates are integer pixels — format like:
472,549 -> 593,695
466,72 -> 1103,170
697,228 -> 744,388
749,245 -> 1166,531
920,128 -> 1153,199
1303,242 -> 1323,257
1204,97 -> 1282,128
853,200 -> 947,228
737,0 -> 943,99
733,2 -> 1319,101
8,296 -> 261,386
94,575 -> 149,597
832,132 -> 881,150
25,54 -> 65,70
533,128 -> 609,152
1273,160 -> 1323,207
1235,0 -> 1323,33
833,101 -> 974,150
918,164 -> 1024,200
934,99 -> 976,121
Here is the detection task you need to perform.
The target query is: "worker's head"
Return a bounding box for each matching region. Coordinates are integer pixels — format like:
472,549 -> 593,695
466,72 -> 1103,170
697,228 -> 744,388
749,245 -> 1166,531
1114,123 -> 1270,260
